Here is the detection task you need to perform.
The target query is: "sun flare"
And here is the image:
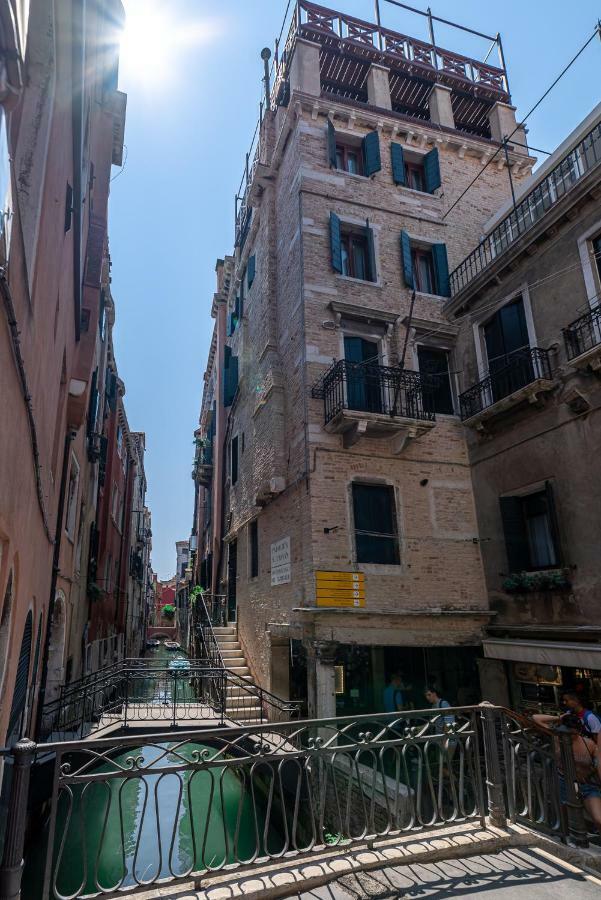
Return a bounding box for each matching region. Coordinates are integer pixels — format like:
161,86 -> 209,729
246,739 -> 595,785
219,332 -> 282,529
119,0 -> 213,85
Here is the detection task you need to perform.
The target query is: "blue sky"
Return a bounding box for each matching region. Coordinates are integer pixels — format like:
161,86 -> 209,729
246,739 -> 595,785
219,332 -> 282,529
109,0 -> 601,579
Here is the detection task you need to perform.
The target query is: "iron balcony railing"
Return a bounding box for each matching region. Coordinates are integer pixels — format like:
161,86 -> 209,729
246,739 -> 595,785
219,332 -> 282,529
459,347 -> 553,421
563,304 -> 601,361
450,121 -> 601,297
312,359 -> 436,426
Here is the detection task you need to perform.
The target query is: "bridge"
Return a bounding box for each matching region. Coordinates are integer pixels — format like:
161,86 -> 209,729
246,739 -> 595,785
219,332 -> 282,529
146,624 -> 178,640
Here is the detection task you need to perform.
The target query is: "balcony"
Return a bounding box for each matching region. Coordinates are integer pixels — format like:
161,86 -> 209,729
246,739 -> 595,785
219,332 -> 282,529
459,348 -> 554,426
450,121 -> 601,298
192,443 -> 213,487
312,360 -> 435,450
563,305 -> 601,371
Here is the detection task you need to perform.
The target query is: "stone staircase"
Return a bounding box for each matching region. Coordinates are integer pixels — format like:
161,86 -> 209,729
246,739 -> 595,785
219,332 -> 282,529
213,625 -> 262,724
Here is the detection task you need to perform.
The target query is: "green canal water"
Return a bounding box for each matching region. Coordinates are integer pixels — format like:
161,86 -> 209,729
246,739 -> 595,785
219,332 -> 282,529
24,644 -> 275,898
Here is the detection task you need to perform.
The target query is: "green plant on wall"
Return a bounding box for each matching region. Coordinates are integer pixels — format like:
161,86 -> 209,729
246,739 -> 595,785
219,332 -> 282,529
162,603 -> 176,618
503,570 -> 571,594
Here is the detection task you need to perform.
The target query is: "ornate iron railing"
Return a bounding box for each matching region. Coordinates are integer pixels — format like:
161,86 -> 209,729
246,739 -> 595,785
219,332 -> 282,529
192,590 -> 225,667
563,305 -> 601,361
450,122 -> 601,297
2,705 -> 593,899
312,359 -> 435,426
37,707 -> 486,898
459,347 -> 553,421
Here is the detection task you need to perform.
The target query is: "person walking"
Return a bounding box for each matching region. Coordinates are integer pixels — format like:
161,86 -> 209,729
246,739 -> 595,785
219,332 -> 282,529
536,691 -> 601,748
383,673 -> 404,713
424,686 -> 455,730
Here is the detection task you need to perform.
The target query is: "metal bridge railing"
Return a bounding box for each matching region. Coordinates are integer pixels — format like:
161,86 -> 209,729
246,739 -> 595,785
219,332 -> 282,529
1,704 -> 591,900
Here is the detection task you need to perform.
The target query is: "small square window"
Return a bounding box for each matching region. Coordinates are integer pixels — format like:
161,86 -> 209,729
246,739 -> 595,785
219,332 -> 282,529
500,485 -> 561,572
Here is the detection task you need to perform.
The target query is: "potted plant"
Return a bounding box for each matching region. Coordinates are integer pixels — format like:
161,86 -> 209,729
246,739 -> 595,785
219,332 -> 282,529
502,570 -> 571,594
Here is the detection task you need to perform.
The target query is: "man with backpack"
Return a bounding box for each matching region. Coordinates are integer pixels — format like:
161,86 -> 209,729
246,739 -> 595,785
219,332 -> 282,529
535,690 -> 601,748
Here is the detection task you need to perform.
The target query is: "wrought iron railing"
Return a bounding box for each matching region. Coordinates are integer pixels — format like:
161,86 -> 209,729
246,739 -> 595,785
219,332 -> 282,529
3,705 -> 594,899
563,305 -> 601,361
459,347 -> 553,421
450,122 -> 601,296
39,659 -> 303,742
312,359 -> 436,426
192,589 -> 225,667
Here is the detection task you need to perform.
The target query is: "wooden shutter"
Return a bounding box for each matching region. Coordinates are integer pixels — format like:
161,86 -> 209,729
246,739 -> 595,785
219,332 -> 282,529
327,119 -> 337,169
247,253 -> 256,287
432,243 -> 450,297
362,131 -> 381,176
330,212 -> 343,273
390,142 -> 406,185
366,221 -> 377,282
8,611 -> 32,739
424,147 -> 441,193
64,182 -> 73,232
399,230 -> 414,289
87,368 -> 98,438
499,496 -> 530,572
223,347 -> 238,407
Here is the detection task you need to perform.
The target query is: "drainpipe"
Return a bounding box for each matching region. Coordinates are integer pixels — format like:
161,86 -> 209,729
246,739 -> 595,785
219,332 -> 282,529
34,429 -> 76,740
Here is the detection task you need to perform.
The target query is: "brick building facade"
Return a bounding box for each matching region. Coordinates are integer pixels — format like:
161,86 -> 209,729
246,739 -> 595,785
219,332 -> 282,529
192,1 -> 536,717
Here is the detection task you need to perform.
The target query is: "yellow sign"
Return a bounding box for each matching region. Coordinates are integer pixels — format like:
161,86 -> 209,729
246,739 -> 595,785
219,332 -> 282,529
315,571 -> 366,608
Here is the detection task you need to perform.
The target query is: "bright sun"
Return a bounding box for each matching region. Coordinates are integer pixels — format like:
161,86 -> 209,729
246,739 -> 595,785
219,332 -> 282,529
119,0 -> 212,85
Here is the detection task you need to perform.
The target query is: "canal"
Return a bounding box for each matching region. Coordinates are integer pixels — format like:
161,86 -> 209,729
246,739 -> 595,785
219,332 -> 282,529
24,643 -> 275,898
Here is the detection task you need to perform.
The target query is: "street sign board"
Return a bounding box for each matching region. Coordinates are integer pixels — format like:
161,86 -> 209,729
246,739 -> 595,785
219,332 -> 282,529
315,571 -> 365,607
271,536 -> 291,586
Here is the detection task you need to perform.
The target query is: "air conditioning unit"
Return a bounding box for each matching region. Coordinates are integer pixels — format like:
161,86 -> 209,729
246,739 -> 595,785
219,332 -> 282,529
255,476 -> 286,507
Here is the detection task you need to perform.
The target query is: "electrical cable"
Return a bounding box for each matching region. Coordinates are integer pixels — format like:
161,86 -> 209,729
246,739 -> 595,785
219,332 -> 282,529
442,23 -> 601,222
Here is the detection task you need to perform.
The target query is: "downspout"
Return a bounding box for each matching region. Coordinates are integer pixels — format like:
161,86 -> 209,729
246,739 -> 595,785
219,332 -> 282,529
71,0 -> 85,340
34,429 -> 76,740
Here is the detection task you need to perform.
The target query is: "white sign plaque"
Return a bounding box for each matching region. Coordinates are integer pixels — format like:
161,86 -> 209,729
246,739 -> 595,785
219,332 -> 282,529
271,536 -> 291,586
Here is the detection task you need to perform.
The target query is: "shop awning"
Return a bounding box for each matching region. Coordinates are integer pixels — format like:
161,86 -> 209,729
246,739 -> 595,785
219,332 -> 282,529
483,638 -> 601,670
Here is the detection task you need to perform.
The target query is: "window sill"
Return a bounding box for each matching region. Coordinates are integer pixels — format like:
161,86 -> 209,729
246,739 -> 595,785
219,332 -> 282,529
356,563 -> 402,575
335,168 -> 371,183
336,274 -> 382,289
414,290 -> 450,301
398,185 -> 440,200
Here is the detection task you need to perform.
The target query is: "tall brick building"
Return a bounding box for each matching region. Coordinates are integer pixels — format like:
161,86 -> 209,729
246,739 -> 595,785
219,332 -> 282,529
193,1 -> 536,717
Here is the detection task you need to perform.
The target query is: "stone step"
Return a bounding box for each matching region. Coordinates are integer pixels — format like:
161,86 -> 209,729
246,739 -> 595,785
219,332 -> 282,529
217,641 -> 241,651
227,666 -> 250,676
220,648 -> 244,658
227,707 -> 262,719
214,627 -> 237,636
221,657 -> 246,667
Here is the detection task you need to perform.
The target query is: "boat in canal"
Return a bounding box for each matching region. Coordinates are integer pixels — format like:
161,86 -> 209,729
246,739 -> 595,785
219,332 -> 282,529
164,640 -> 181,650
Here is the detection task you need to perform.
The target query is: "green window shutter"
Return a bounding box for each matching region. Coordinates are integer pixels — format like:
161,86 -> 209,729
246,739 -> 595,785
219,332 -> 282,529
247,253 -> 256,287
399,230 -> 414,289
424,147 -> 441,193
330,212 -> 342,273
327,119 -> 337,169
224,349 -> 239,407
432,243 -> 450,297
362,131 -> 381,176
390,142 -> 406,185
366,222 -> 377,282
234,295 -> 240,320
499,496 -> 530,572
227,313 -> 234,336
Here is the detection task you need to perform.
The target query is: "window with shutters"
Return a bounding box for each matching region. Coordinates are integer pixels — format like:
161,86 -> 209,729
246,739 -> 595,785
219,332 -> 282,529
352,483 -> 400,565
391,143 -> 441,194
500,484 -> 561,572
65,454 -> 80,540
231,435 -> 239,485
400,230 -> 450,297
331,213 -> 377,283
249,519 -> 259,579
327,121 -> 381,178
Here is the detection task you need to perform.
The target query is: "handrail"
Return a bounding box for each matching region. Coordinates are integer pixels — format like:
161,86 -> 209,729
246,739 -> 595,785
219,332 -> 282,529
192,588 -> 225,668
450,121 -> 601,297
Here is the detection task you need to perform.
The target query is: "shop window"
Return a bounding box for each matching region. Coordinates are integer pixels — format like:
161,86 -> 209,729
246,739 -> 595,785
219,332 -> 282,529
417,346 -> 454,415
352,483 -> 400,565
249,519 -> 259,579
330,213 -> 377,282
500,483 -> 561,572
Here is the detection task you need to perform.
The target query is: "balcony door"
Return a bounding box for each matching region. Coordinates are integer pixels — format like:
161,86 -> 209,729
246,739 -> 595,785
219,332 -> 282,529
484,298 -> 532,402
344,336 -> 382,413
